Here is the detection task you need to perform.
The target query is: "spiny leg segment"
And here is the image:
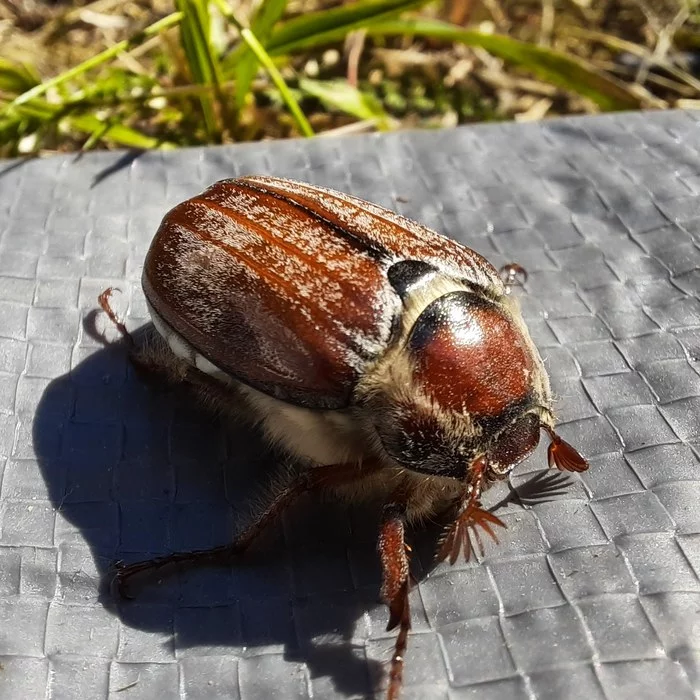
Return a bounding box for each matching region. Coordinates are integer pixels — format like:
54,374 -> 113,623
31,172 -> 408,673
378,503 -> 411,700
436,456 -> 506,565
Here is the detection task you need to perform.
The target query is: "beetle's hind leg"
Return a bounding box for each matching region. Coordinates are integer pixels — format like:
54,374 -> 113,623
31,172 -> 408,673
113,461 -> 384,598
97,288 -> 201,389
113,472 -> 310,598
98,287 -> 165,378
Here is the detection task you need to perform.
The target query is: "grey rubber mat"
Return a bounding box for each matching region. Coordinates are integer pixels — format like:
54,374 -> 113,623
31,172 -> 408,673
1,109 -> 699,699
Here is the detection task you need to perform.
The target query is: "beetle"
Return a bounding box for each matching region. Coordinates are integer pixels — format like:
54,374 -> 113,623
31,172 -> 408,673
101,176 -> 587,699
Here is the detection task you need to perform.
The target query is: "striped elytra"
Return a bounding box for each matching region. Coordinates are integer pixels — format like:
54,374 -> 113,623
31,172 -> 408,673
142,175 -> 502,410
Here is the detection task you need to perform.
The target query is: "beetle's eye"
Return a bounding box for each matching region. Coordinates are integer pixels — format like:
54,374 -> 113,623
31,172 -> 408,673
487,413 -> 541,475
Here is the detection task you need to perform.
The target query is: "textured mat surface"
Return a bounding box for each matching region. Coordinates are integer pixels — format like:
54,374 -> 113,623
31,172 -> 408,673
1,110 -> 700,700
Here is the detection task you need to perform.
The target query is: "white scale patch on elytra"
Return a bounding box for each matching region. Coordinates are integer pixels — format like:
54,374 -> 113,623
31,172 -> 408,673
191,198 -> 379,327
197,186 -> 397,374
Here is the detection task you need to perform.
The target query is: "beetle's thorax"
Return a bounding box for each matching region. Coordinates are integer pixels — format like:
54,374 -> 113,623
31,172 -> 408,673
355,273 -> 552,480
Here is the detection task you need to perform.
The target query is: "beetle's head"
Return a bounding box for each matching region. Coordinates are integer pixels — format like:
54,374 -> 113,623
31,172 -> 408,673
367,290 -> 587,483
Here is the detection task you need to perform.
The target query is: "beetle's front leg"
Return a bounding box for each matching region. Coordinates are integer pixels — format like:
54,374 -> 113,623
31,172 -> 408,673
378,503 -> 412,700
435,457 -> 506,565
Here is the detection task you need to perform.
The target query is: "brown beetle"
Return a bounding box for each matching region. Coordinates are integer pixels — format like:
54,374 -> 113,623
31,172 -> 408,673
101,176 -> 587,699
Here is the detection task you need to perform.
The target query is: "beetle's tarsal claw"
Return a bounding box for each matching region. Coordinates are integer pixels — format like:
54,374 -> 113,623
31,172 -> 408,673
98,287 -> 134,347
436,503 -> 506,565
545,429 -> 588,472
498,262 -> 528,294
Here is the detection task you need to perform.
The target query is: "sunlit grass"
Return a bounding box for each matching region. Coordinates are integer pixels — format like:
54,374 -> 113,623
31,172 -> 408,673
0,0 -> 697,156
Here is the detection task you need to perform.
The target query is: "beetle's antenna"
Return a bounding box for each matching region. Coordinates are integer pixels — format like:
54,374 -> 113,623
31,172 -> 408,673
541,425 -> 588,473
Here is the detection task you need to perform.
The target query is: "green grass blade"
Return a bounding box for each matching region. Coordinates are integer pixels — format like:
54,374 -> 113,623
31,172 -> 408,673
176,0 -> 222,138
240,27 -> 314,136
266,0 -> 429,55
235,0 -> 288,107
177,0 -> 209,84
366,19 -> 643,110
212,0 -> 313,137
2,99 -> 164,150
3,12 -> 183,111
69,114 -> 164,149
0,59 -> 40,95
80,119 -> 113,151
300,78 -> 394,130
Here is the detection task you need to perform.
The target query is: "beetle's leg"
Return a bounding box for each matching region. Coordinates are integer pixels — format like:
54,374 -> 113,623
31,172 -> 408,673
98,288 -> 278,412
498,263 -> 528,294
98,288 -> 232,395
435,457 -> 506,565
98,288 -> 172,383
113,461 -> 381,598
98,288 -> 134,347
378,503 -> 411,700
113,473 -> 309,597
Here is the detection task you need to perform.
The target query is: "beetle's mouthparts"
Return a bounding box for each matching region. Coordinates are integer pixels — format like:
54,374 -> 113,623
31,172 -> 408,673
542,425 -> 588,473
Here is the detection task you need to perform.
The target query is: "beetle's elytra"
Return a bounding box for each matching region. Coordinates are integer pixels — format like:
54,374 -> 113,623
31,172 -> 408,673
102,176 -> 588,700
